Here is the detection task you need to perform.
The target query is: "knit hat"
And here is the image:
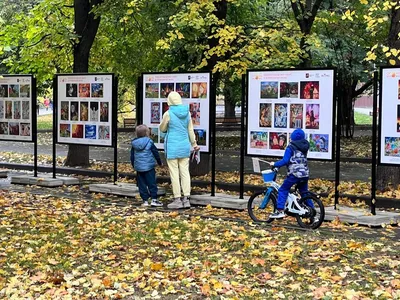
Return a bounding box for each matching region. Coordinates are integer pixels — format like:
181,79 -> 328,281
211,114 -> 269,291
167,91 -> 182,106
290,128 -> 305,141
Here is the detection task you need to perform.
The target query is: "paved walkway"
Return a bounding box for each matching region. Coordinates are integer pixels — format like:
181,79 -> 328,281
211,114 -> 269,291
0,131 -> 372,181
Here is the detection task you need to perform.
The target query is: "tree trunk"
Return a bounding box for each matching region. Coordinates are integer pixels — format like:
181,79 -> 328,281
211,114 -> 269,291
291,0 -> 324,67
64,0 -> 103,167
376,2 -> 400,190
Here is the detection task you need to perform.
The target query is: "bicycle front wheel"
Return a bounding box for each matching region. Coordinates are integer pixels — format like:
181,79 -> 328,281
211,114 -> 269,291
247,190 -> 277,223
295,194 -> 325,229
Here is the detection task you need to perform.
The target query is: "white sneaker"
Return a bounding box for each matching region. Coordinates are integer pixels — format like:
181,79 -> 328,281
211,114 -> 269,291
141,201 -> 149,207
167,198 -> 184,209
151,199 -> 163,207
269,210 -> 285,219
182,196 -> 191,208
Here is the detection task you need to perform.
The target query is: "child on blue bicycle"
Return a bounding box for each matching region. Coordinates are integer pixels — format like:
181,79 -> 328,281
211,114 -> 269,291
269,128 -> 310,218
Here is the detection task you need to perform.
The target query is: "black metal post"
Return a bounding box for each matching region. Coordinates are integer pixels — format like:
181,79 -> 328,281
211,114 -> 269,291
113,76 -> 119,185
211,74 -> 216,196
239,74 -> 246,199
32,77 -> 38,177
371,71 -> 378,215
334,74 -> 341,209
52,77 -> 57,179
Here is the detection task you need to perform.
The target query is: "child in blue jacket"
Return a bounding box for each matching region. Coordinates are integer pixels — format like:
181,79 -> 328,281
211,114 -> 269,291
131,124 -> 163,207
270,128 -> 310,218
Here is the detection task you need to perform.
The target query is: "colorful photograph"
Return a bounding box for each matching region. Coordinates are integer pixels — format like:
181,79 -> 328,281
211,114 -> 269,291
300,81 -> 320,99
194,129 -> 207,145
0,122 -> 8,134
151,102 -> 161,124
384,137 -> 400,157
66,83 -> 78,97
80,102 -> 89,121
9,85 -> 19,98
100,102 -> 109,122
145,83 -> 159,98
160,131 -> 166,143
162,102 -> 169,116
85,124 -> 96,139
160,83 -> 174,98
72,124 -> 84,138
192,82 -> 207,98
90,102 -> 99,122
398,80 -> 400,99
22,101 -> 30,119
260,82 -> 278,99
280,82 -> 299,98
70,101 -> 79,121
13,101 -> 21,119
149,127 -> 159,143
0,101 -> 4,118
250,131 -> 268,149
269,132 -> 287,150
8,122 -> 19,135
290,104 -> 303,129
309,134 -> 329,152
20,123 -> 30,136
5,101 -> 12,119
305,104 -> 320,129
0,85 -> 8,98
91,83 -> 103,98
176,83 -> 190,98
61,101 -> 69,121
79,83 -> 91,98
98,125 -> 110,140
60,124 -> 71,138
259,103 -> 272,127
189,102 -> 200,126
274,103 -> 288,128
20,85 -> 30,98
398,105 -> 400,132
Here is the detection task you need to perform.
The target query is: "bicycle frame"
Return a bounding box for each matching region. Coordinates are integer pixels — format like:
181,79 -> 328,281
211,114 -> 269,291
261,178 -> 308,216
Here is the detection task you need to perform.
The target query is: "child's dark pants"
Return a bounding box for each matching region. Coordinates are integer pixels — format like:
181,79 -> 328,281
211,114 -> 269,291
137,168 -> 158,201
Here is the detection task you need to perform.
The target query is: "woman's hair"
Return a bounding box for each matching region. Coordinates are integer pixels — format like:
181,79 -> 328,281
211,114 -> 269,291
136,124 -> 149,137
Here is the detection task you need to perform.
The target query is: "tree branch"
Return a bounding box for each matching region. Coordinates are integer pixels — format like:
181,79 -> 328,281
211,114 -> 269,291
353,78 -> 373,98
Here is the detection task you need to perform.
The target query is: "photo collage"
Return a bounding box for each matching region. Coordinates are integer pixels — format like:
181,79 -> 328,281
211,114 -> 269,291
145,81 -> 207,146
251,79 -> 329,153
382,78 -> 400,159
0,83 -> 31,139
59,82 -> 110,141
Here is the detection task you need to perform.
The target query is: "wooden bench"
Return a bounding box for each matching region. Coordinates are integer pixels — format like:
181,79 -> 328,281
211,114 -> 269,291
123,118 -> 136,128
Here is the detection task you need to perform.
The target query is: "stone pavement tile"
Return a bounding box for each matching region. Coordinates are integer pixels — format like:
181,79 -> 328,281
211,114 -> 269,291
190,193 -> 249,210
89,182 -> 166,198
11,175 -> 64,187
10,174 -> 79,186
325,206 -> 400,227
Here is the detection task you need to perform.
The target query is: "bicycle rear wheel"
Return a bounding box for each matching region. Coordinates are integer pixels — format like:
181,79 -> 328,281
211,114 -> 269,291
247,190 -> 277,223
295,194 -> 325,229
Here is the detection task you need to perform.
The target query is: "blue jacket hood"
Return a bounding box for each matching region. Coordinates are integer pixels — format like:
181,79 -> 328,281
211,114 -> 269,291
132,136 -> 151,150
290,139 -> 309,154
169,105 -> 189,119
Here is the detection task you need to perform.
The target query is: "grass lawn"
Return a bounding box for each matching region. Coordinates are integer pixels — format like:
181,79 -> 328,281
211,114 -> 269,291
354,111 -> 372,125
37,114 -> 53,130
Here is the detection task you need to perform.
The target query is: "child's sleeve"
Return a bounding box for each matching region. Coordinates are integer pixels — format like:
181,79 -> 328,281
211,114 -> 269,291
273,147 -> 293,168
130,147 -> 135,168
150,143 -> 162,165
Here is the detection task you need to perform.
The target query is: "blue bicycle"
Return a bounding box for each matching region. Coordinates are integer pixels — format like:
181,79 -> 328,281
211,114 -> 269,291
247,161 -> 324,229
